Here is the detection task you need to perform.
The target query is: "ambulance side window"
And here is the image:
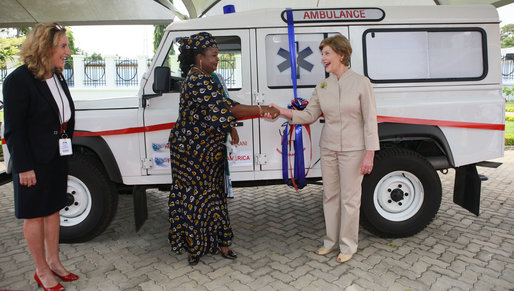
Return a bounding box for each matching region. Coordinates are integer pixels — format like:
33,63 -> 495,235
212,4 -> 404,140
363,28 -> 487,83
215,36 -> 242,90
160,36 -> 243,91
265,33 -> 337,88
161,41 -> 182,80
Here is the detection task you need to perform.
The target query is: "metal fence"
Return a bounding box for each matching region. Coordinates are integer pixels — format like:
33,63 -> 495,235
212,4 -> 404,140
0,67 -> 6,84
217,54 -> 236,87
115,59 -> 138,86
1,57 -> 510,87
62,59 -> 74,87
502,57 -> 514,82
84,58 -> 106,87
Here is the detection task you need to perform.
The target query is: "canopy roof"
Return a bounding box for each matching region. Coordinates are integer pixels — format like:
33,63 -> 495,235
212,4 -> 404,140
0,0 -> 512,27
435,0 -> 511,5
0,0 -> 177,27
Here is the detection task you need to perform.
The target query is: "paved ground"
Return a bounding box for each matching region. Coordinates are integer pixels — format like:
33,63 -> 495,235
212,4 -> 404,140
0,151 -> 513,291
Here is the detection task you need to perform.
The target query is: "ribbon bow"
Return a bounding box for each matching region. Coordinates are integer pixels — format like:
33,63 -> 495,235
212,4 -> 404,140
281,9 -> 310,191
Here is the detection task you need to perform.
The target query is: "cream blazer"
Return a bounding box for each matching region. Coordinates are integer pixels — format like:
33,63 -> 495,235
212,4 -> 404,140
291,69 -> 380,152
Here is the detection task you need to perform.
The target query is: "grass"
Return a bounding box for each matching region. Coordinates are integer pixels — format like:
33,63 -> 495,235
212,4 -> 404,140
507,101 -> 514,112
506,92 -> 513,145
506,120 -> 514,146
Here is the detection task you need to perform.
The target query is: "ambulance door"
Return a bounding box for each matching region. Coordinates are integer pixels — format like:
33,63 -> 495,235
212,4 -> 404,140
142,30 -> 253,181
255,27 -> 348,174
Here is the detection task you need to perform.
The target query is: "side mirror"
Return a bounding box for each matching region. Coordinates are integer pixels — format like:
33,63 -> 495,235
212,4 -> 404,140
153,66 -> 171,93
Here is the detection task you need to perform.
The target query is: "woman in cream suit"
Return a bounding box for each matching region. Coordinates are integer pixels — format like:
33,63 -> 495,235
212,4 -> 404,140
271,35 -> 379,263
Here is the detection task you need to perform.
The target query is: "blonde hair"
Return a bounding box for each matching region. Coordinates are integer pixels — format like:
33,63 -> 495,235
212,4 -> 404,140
19,23 -> 67,80
319,35 -> 352,66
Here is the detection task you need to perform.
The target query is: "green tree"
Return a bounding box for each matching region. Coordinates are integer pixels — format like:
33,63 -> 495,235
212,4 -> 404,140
0,47 -> 15,65
16,27 -> 30,38
1,26 -> 80,69
501,24 -> 514,48
87,52 -> 103,61
154,0 -> 172,53
0,35 -> 25,68
154,24 -> 167,53
66,28 -> 81,55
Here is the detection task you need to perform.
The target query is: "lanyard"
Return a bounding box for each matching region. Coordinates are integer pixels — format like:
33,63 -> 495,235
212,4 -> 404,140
211,72 -> 229,100
52,74 -> 67,135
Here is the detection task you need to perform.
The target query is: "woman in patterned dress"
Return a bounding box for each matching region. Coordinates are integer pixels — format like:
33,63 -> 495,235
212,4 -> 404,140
168,32 -> 279,265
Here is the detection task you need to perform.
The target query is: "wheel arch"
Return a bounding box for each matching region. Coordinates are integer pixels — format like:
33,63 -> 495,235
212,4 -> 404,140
72,136 -> 123,184
378,122 -> 455,169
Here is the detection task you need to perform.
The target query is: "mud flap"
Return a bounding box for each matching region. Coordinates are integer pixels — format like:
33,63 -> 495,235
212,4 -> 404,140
453,164 -> 481,216
0,171 -> 12,186
133,185 -> 148,231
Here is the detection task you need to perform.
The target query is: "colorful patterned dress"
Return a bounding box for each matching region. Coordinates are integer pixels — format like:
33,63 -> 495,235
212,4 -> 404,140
168,70 -> 239,257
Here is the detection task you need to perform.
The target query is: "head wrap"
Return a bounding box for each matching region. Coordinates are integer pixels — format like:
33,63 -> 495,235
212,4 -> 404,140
177,32 -> 218,53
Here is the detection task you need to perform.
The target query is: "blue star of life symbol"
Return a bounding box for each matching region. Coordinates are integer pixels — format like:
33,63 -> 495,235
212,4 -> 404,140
277,44 -> 314,79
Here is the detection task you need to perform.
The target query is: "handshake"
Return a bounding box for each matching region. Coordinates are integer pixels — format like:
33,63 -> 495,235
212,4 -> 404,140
260,103 -> 291,120
259,104 -> 281,119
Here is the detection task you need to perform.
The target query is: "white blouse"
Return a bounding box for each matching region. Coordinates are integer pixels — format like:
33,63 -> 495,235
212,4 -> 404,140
45,74 -> 71,124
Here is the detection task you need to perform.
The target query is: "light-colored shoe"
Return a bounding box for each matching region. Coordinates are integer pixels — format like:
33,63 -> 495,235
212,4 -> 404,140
315,247 -> 334,255
337,253 -> 353,263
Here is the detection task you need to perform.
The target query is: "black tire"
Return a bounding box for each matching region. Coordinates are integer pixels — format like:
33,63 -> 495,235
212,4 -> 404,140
59,154 -> 118,243
360,148 -> 442,238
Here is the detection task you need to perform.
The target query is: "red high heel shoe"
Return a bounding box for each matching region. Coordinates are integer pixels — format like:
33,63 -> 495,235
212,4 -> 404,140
51,270 -> 79,281
34,272 -> 65,291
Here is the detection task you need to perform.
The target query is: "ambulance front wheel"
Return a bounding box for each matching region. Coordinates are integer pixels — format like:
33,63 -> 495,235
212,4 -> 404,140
360,148 -> 442,238
59,153 -> 118,243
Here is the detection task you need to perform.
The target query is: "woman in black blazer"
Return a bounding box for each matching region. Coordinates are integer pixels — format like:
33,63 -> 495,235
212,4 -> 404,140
3,23 -> 78,291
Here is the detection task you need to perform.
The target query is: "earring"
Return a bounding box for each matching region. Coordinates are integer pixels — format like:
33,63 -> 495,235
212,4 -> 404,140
200,59 -> 203,70
341,58 -> 344,63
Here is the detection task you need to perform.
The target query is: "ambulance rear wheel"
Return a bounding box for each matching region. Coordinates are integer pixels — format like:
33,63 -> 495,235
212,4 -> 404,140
59,154 -> 118,243
360,148 -> 442,237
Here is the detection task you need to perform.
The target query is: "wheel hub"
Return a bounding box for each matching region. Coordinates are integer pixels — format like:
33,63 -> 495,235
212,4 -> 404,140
60,176 -> 92,227
373,170 -> 424,221
390,188 -> 404,202
65,192 -> 75,207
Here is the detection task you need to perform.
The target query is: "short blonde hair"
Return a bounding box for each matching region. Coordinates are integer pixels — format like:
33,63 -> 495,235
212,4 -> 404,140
19,23 -> 67,80
319,35 -> 352,66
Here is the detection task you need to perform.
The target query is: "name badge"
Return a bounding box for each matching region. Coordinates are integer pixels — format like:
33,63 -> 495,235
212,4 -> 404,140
59,138 -> 73,156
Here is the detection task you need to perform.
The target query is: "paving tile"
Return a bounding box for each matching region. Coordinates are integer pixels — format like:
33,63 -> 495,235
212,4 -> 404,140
0,150 -> 512,290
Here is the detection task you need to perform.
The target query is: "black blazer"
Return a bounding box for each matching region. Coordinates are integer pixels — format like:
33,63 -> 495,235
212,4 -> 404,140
3,65 -> 75,173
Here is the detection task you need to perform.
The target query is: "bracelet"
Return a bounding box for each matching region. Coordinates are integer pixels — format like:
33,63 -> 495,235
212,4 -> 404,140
258,104 -> 263,116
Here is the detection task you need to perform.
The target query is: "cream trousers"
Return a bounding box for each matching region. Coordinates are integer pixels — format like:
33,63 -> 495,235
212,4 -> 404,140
320,148 -> 365,254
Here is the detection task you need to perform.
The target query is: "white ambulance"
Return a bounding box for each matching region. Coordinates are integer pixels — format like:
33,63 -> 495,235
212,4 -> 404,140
2,5 -> 505,242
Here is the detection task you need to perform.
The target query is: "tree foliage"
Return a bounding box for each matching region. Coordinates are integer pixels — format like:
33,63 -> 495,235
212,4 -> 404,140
501,24 -> 514,48
505,86 -> 514,99
1,26 -> 81,68
154,25 -> 166,53
66,28 -> 81,55
87,52 -> 103,61
0,35 -> 25,68
153,0 -> 172,54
